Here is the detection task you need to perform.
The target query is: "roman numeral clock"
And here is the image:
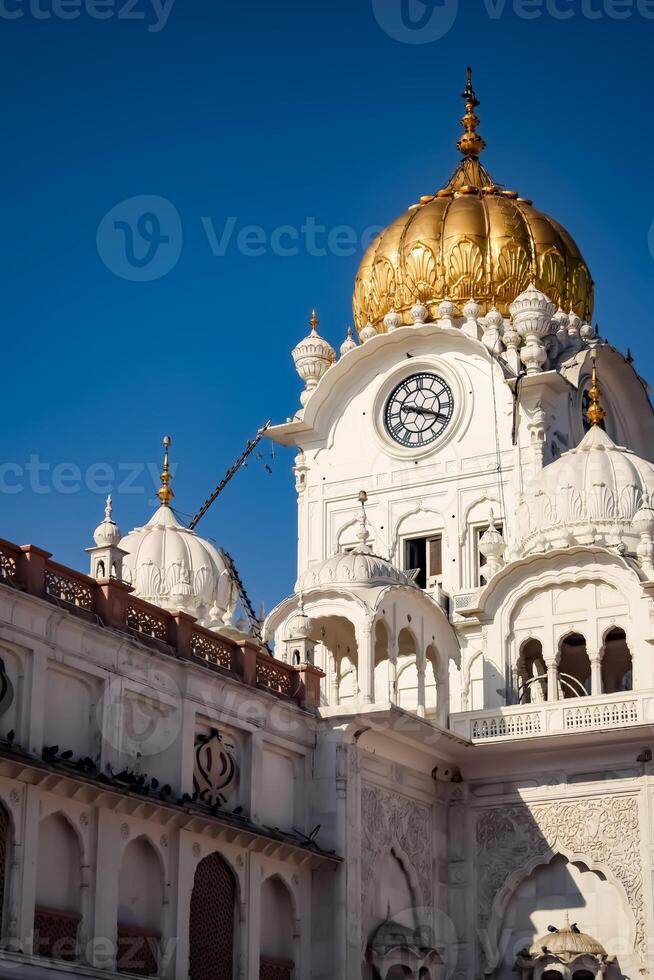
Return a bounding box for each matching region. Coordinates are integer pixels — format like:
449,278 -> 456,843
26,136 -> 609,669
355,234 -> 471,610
384,372 -> 455,448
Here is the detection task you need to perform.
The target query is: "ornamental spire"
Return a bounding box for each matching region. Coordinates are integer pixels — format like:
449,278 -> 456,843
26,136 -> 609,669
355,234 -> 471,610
586,349 -> 606,428
457,67 -> 486,160
309,309 -> 319,333
157,435 -> 174,507
354,489 -> 372,554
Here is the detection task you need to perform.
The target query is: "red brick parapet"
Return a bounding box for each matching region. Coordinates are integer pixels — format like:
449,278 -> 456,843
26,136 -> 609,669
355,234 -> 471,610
0,537 -> 324,711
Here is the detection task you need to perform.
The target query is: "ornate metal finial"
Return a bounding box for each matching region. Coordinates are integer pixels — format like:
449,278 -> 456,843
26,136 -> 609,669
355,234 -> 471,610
586,349 -> 606,428
309,309 -> 319,332
457,66 -> 486,160
157,435 -> 174,507
104,494 -> 113,522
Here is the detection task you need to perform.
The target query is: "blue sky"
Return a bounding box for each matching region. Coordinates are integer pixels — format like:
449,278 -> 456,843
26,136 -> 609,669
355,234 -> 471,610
1,0 -> 653,613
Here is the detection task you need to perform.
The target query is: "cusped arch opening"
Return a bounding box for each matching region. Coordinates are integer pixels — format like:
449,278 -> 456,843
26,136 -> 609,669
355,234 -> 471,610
558,632 -> 591,698
602,626 -> 633,694
117,835 -> 163,976
494,853 -> 631,980
260,874 -> 295,977
34,812 -> 82,963
518,638 -> 547,704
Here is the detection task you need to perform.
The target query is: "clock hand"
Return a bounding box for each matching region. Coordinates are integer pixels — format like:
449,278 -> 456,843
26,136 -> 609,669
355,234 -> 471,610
402,404 -> 448,420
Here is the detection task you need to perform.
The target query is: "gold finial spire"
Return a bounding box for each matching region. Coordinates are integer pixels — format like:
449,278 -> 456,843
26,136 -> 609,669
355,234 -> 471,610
586,349 -> 606,428
157,435 -> 174,507
309,309 -> 319,332
457,66 -> 486,160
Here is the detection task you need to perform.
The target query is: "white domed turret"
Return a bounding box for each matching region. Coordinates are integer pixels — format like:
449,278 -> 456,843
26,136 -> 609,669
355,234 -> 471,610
87,494 -> 127,581
93,494 -> 121,547
292,310 -> 335,407
518,353 -> 654,557
119,439 -> 237,627
297,490 -> 418,592
339,326 -> 357,357
518,424 -> 654,557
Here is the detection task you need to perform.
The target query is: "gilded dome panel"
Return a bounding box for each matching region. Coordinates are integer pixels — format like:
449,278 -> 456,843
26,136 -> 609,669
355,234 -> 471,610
442,193 -> 488,243
485,195 -> 532,254
401,195 -> 450,244
403,243 -> 440,311
447,238 -> 485,302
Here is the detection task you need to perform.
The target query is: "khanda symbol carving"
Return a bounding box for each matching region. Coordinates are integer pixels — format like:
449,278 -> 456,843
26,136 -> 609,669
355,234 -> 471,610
193,729 -> 237,807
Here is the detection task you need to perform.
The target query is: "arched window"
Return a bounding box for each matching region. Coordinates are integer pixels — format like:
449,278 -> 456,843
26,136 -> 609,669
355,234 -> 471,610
189,852 -> 236,980
558,633 -> 591,697
374,621 -> 391,702
518,638 -> 547,703
397,628 -> 419,710
572,972 -> 596,980
602,627 -> 633,693
117,837 -> 162,976
34,814 -> 81,962
260,876 -> 294,980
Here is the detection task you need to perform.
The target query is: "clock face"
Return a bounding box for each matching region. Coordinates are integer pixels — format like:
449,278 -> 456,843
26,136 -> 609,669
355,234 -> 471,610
384,372 -> 455,448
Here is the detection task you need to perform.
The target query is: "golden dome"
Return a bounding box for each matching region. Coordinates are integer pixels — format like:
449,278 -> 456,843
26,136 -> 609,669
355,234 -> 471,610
353,69 -> 594,334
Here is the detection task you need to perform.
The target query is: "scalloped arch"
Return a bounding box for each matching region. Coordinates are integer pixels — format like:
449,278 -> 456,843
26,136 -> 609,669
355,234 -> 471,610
483,844 -> 636,972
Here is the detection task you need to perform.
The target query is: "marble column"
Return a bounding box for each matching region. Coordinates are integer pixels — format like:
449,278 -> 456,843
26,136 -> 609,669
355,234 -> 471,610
590,651 -> 603,697
356,623 -> 374,704
545,658 -> 559,702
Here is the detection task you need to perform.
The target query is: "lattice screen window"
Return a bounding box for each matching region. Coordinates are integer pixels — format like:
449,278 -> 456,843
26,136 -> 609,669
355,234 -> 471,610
189,852 -> 236,980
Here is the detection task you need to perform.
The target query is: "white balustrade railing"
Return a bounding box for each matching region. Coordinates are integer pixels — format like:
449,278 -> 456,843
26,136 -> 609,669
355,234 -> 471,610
451,691 -> 649,742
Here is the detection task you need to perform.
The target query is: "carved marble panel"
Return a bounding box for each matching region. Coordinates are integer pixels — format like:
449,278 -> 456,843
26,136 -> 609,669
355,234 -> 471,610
476,796 -> 645,967
361,782 -> 433,914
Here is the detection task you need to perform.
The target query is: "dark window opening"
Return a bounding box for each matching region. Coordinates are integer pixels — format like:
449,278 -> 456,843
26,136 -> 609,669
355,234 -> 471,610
404,536 -> 442,590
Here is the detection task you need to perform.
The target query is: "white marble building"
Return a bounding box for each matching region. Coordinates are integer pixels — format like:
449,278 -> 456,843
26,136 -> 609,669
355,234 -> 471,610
1,71 -> 653,980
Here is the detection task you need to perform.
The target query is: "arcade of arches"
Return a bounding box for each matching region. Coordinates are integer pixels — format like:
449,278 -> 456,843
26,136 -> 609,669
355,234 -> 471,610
518,629 -> 633,704
0,807 -> 295,980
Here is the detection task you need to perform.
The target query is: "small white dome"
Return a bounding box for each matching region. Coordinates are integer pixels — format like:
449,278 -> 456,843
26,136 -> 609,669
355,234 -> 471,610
519,425 -> 654,554
298,496 -> 417,592
339,326 -> 357,357
298,549 -> 417,592
284,603 -> 312,640
292,310 -> 335,406
93,495 -> 122,547
120,505 -> 236,626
